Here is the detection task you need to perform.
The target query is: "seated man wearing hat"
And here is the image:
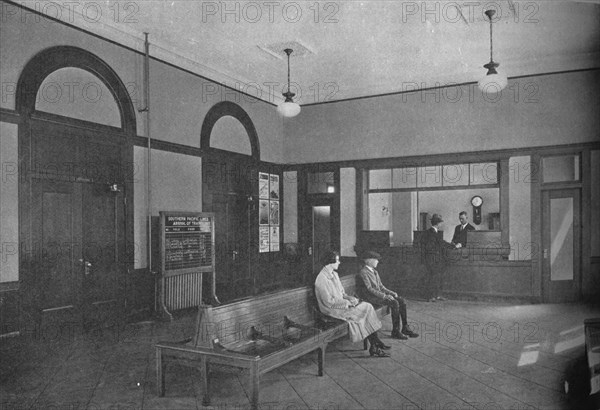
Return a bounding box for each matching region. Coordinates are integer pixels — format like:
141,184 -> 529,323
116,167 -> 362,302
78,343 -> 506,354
356,251 -> 419,340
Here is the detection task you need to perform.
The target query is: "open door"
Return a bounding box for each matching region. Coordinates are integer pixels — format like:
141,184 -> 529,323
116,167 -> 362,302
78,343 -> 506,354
311,204 -> 332,275
304,195 -> 339,279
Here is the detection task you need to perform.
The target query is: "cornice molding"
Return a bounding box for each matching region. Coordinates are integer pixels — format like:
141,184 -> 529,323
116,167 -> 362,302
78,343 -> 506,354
11,1 -> 284,106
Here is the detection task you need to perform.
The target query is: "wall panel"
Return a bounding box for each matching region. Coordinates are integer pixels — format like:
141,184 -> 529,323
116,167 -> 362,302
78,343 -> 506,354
0,122 -> 18,282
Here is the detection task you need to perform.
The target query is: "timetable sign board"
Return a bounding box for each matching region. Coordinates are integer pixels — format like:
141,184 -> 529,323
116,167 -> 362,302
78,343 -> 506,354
160,212 -> 215,274
165,215 -> 212,232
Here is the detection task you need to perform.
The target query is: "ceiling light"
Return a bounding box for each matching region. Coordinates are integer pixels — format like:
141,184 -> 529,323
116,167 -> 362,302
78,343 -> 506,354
277,48 -> 301,118
478,10 -> 508,93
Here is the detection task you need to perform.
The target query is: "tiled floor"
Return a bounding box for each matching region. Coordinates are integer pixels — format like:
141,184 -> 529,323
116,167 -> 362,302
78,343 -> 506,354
2,300 -> 600,410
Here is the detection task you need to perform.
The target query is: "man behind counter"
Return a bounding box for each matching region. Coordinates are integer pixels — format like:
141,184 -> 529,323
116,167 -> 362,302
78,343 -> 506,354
451,211 -> 475,249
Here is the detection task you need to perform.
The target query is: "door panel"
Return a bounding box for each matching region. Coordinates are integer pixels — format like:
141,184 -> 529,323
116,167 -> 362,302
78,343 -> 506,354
82,140 -> 125,182
542,189 -> 581,302
209,192 -> 250,302
32,132 -> 78,176
31,179 -> 123,327
82,183 -> 123,326
549,197 -> 574,281
33,181 -> 82,310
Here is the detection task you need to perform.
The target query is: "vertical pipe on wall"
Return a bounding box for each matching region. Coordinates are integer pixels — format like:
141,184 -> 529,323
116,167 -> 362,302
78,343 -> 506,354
140,33 -> 155,310
144,33 -> 152,272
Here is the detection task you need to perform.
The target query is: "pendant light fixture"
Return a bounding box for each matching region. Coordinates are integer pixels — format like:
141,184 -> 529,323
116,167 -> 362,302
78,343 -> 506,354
478,9 -> 508,93
277,48 -> 301,118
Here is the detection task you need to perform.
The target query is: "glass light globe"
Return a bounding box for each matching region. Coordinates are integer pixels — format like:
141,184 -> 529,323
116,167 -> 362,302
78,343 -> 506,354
277,101 -> 301,117
478,72 -> 508,93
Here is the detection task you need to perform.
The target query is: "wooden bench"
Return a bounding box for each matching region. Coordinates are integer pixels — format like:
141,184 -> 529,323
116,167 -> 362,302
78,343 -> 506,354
155,274 -> 388,409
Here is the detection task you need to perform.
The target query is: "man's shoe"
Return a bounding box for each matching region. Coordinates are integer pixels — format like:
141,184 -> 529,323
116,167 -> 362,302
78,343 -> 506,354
391,331 -> 408,340
428,297 -> 437,302
402,328 -> 419,338
436,296 -> 447,301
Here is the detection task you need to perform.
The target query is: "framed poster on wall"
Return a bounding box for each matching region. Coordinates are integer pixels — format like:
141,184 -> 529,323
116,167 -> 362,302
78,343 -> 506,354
269,174 -> 280,199
258,172 -> 281,252
259,172 -> 269,199
270,201 -> 279,225
259,200 -> 269,225
259,226 -> 270,253
270,227 -> 280,252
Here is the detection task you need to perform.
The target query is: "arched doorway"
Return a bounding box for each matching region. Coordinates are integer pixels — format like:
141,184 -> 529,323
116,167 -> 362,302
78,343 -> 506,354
200,102 -> 260,302
17,46 -> 135,332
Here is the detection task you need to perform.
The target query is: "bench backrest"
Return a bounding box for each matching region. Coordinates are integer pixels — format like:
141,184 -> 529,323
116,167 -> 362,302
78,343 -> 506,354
191,274 -> 360,348
340,274 -> 358,297
192,286 -> 315,347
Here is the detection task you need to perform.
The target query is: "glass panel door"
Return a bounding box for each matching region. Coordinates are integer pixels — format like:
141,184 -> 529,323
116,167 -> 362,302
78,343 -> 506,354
542,189 -> 581,302
549,197 -> 574,281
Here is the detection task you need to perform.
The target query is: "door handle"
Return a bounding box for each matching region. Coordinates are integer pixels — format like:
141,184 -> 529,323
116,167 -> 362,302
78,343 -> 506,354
232,250 -> 238,261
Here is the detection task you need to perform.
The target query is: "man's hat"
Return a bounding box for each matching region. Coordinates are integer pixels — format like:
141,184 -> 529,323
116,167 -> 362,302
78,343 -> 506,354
430,214 -> 444,225
362,250 -> 381,260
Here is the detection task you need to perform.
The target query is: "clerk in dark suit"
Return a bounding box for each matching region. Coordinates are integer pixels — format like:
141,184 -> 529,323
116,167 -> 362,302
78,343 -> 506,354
420,214 -> 455,302
450,211 -> 476,249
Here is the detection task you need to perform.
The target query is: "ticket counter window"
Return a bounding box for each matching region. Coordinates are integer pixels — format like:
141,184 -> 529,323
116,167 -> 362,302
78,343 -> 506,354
368,188 -> 499,244
366,162 -> 500,245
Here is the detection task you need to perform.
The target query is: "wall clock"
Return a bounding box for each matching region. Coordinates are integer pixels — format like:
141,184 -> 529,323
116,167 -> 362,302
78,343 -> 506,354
471,195 -> 483,225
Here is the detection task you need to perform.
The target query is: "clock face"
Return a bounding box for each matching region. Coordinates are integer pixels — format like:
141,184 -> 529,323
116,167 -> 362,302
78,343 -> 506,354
471,195 -> 483,207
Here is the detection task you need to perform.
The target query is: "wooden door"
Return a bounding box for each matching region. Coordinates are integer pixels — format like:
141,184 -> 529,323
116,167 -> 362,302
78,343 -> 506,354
81,183 -> 125,328
203,156 -> 255,303
31,179 -> 124,330
31,180 -> 83,317
210,192 -> 251,302
542,188 -> 582,302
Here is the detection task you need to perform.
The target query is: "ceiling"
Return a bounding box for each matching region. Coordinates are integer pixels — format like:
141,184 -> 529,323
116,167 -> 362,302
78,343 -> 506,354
20,0 -> 600,106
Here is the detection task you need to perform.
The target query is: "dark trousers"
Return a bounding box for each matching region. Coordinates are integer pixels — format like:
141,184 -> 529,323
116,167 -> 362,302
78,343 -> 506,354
366,332 -> 380,348
424,262 -> 443,299
370,296 -> 407,333
385,296 -> 408,333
